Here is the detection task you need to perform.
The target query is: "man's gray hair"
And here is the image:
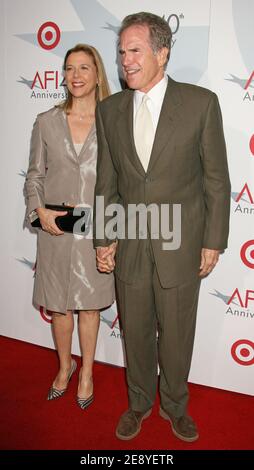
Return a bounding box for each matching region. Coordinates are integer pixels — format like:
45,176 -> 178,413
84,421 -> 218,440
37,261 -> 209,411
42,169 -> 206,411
118,11 -> 172,65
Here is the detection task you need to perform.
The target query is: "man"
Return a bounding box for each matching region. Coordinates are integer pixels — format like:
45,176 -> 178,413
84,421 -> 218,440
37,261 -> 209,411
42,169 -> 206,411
94,12 -> 230,442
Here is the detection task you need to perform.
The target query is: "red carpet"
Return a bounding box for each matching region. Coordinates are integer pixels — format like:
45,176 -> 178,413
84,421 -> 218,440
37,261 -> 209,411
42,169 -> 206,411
0,336 -> 253,450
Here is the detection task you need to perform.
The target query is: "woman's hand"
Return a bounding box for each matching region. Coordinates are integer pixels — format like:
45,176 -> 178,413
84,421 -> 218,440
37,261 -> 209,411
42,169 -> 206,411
36,207 -> 67,236
96,242 -> 117,273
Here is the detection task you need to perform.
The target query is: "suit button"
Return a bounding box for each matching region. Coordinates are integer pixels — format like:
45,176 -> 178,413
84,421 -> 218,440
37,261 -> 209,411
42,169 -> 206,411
145,177 -> 150,183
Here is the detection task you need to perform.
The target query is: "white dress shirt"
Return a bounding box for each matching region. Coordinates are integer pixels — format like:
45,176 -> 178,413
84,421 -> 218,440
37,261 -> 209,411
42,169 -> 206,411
133,74 -> 168,135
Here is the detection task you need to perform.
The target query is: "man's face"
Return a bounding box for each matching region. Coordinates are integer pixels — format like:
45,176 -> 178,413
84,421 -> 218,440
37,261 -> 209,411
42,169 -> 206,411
119,24 -> 168,93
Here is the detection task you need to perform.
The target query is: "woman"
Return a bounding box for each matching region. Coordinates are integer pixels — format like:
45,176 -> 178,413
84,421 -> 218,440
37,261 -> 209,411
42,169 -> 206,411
25,44 -> 114,409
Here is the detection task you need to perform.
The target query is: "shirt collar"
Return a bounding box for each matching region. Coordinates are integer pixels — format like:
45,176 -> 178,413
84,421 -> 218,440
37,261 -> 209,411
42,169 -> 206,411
134,74 -> 168,109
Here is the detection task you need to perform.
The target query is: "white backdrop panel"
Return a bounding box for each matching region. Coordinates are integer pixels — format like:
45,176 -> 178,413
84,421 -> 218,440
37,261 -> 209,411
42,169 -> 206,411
1,0 -> 253,395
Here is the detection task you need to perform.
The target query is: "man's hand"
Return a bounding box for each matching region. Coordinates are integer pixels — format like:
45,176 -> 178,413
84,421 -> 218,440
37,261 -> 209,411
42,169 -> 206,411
96,242 -> 117,273
36,207 -> 66,236
199,248 -> 220,277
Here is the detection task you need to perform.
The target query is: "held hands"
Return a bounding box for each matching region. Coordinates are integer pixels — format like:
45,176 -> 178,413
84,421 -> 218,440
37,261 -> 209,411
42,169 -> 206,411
36,207 -> 67,236
96,244 -> 219,276
96,242 -> 117,273
199,248 -> 220,277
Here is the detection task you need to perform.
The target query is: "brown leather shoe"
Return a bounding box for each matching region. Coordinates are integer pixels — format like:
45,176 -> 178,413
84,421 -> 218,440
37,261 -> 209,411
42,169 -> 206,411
159,407 -> 199,442
116,408 -> 152,440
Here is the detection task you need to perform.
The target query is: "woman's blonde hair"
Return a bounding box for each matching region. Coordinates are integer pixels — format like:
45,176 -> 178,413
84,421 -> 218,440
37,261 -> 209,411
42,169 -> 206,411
60,43 -> 110,111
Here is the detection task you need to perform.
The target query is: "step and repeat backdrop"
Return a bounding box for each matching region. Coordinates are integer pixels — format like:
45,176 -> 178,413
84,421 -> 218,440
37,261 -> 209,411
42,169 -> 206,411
0,0 -> 253,395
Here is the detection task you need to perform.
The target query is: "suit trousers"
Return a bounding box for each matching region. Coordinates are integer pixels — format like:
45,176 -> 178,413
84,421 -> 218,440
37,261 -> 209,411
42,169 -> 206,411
116,241 -> 201,418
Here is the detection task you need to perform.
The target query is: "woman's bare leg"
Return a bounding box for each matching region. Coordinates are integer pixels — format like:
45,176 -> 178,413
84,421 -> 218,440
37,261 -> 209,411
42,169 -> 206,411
77,310 -> 100,398
51,310 -> 74,389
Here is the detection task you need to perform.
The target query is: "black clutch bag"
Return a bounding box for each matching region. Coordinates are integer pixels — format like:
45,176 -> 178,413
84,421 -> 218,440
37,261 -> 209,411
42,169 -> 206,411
31,204 -> 90,234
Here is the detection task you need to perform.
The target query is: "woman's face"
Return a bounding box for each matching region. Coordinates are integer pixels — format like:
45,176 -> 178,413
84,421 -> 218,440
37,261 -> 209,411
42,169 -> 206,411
65,51 -> 98,99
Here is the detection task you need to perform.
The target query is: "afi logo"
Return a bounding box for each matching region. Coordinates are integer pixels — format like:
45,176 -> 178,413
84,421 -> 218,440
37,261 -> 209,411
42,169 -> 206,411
31,71 -> 65,89
231,339 -> 254,366
227,288 -> 254,308
244,71 -> 254,90
236,183 -> 254,204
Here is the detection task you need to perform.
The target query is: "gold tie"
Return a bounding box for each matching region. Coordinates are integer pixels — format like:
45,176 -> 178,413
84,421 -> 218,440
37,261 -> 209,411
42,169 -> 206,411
134,95 -> 154,172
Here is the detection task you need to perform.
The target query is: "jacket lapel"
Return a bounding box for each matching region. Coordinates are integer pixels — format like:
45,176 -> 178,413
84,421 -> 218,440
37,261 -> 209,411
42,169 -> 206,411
58,108 -> 80,163
116,78 -> 182,177
116,90 -> 146,177
147,78 -> 182,174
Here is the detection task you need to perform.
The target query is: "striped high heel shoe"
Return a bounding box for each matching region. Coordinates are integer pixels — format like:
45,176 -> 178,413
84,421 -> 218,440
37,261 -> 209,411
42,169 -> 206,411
47,359 -> 77,401
76,369 -> 94,410
76,394 -> 94,410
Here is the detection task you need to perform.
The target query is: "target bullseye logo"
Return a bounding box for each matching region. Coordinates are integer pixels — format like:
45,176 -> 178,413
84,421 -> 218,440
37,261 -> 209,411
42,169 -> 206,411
37,22 -> 61,50
40,306 -> 53,323
250,135 -> 254,156
231,339 -> 254,366
240,240 -> 254,269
